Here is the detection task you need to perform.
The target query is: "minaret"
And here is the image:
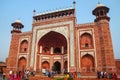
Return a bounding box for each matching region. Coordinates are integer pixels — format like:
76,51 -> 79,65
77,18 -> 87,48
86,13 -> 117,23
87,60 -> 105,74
6,20 -> 24,72
11,20 -> 24,33
73,0 -> 77,25
73,0 -> 76,17
92,3 -> 116,72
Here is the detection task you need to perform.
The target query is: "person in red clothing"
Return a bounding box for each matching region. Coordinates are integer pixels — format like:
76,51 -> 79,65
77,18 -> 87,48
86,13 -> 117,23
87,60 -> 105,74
15,71 -> 21,80
10,71 -> 15,80
112,73 -> 117,80
73,72 -> 77,79
2,72 -> 6,80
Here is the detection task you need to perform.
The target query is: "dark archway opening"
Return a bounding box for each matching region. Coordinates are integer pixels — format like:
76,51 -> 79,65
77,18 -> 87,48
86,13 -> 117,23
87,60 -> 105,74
54,61 -> 61,74
54,47 -> 61,54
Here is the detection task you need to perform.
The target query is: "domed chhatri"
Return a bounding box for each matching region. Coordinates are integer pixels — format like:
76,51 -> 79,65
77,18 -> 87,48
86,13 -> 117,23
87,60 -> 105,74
92,3 -> 110,22
11,19 -> 24,33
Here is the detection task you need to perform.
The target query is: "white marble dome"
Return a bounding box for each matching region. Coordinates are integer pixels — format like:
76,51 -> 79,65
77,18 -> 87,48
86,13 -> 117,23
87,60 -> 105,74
14,19 -> 22,23
96,3 -> 104,7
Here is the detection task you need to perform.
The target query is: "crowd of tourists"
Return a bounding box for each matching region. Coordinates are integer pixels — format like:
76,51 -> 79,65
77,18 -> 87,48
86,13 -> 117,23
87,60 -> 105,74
43,69 -> 54,78
9,70 -> 35,80
43,69 -> 81,80
1,70 -> 35,80
1,69 -> 119,80
64,72 -> 81,79
97,70 -> 117,79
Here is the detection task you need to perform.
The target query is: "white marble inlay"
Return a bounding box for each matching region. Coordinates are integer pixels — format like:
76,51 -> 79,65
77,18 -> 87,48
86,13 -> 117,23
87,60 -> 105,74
36,27 -> 68,43
80,30 -> 92,36
20,38 -> 29,41
19,54 -> 27,59
30,29 -> 36,67
69,22 -> 74,67
54,57 -> 61,59
81,51 -> 94,57
42,57 -> 50,59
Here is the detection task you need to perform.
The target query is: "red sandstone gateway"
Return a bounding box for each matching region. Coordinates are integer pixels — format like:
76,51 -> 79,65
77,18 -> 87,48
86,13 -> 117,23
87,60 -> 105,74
6,2 -> 117,78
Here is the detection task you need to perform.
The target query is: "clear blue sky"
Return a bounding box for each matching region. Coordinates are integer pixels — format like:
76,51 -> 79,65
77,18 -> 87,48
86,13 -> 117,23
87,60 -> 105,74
0,0 -> 120,62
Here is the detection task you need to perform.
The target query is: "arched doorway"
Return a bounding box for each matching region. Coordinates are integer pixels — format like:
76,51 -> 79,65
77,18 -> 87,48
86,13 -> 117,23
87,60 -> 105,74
42,61 -> 50,70
81,54 -> 95,72
54,61 -> 61,74
18,57 -> 26,71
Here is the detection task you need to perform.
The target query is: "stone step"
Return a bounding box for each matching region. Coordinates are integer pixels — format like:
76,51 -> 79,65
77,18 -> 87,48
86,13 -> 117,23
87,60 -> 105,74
80,72 -> 97,78
29,76 -> 120,80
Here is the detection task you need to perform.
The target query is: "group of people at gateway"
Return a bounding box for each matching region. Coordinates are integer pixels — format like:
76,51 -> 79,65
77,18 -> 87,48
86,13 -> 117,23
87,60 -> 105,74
97,70 -> 117,79
2,70 -> 35,80
1,69 -> 119,79
42,69 -> 81,79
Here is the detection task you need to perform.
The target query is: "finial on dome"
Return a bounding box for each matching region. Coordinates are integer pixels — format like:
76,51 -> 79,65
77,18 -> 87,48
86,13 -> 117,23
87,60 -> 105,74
97,2 -> 104,7
33,9 -> 36,15
73,0 -> 76,9
98,1 -> 100,4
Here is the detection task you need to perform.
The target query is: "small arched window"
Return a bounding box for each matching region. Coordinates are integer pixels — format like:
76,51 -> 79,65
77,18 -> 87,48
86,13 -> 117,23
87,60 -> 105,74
54,47 -> 61,54
43,47 -> 49,54
85,43 -> 89,48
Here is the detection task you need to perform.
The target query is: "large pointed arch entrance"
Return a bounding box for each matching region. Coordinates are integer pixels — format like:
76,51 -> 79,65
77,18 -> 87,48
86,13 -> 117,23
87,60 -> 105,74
37,31 -> 68,73
18,57 -> 26,71
81,54 -> 95,72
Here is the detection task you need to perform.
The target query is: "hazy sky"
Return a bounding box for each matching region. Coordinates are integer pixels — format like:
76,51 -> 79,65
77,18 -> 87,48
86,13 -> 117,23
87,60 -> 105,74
0,0 -> 120,62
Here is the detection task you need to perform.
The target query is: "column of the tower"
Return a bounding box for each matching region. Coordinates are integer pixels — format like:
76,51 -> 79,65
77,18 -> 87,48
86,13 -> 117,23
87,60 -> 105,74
92,4 -> 116,72
6,20 -> 24,72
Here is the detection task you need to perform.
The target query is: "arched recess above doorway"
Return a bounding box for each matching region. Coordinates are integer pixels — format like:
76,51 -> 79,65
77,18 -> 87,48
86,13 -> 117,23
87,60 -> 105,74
81,54 -> 95,72
80,33 -> 93,49
38,31 -> 67,54
19,40 -> 28,53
